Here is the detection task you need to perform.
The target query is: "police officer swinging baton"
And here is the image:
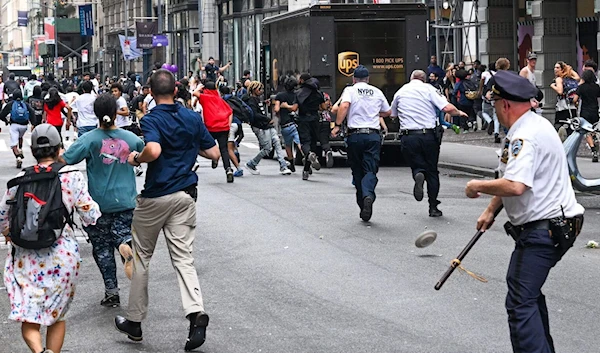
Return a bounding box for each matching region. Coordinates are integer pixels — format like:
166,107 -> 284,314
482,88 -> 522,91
434,205 -> 504,291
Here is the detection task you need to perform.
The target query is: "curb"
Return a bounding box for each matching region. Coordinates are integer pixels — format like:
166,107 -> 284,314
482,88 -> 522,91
439,162 -> 496,178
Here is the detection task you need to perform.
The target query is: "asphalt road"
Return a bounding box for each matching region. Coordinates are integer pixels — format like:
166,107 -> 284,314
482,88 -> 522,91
1,128 -> 599,353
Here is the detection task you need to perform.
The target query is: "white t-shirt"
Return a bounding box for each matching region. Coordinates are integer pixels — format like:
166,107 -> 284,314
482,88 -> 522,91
482,71 -> 493,85
498,111 -> 584,225
390,79 -> 449,130
90,78 -> 100,94
143,94 -> 156,112
341,82 -> 390,129
63,92 -> 79,112
115,96 -> 131,127
74,93 -> 98,127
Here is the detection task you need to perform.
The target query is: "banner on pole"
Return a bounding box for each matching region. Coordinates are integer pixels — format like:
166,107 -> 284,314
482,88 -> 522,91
82,49 -> 88,63
44,18 -> 55,44
119,35 -> 142,61
58,57 -> 64,69
152,35 -> 169,47
136,22 -> 158,49
79,5 -> 94,36
17,11 -> 28,27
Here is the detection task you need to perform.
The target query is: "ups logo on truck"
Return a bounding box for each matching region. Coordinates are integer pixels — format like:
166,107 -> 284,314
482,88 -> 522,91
338,51 -> 359,77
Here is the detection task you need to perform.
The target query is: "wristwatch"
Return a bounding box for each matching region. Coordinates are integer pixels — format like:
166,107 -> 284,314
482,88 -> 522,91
335,123 -> 342,128
133,152 -> 141,165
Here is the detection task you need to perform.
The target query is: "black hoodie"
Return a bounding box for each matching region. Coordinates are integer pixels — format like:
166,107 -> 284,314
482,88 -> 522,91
297,78 -> 324,120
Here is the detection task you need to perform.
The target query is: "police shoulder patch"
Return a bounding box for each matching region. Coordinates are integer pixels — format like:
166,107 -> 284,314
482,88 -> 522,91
511,138 -> 524,157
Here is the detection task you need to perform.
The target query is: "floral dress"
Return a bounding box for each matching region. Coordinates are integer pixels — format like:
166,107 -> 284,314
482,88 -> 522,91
1,167 -> 101,326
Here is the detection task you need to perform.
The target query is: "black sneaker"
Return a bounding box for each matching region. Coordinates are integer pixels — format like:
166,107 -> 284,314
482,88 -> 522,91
211,160 -> 218,169
302,170 -> 309,180
326,150 -> 334,168
114,315 -> 143,341
593,151 -> 599,163
101,293 -> 120,307
226,168 -> 234,183
413,173 -> 425,202
494,133 -> 501,144
286,158 -> 296,173
185,312 -> 210,351
429,206 -> 443,217
360,196 -> 374,222
487,121 -> 494,135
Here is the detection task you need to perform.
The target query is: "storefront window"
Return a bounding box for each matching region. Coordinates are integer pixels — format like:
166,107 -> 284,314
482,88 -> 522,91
234,18 -> 241,80
222,19 -> 235,83
241,16 -> 256,80
255,14 -> 263,78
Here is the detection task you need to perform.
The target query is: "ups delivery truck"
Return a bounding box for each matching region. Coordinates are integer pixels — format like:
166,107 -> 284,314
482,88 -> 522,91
261,3 -> 428,165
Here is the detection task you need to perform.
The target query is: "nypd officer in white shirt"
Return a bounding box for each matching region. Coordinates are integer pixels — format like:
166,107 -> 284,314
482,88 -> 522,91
332,65 -> 391,222
391,70 -> 468,217
465,70 -> 584,353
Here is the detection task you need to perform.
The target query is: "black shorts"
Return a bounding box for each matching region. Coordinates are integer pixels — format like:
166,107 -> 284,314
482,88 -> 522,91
580,111 -> 599,125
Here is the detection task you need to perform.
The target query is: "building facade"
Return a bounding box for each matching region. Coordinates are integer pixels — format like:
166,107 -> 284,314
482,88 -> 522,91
218,0 -> 289,83
0,0 -> 29,68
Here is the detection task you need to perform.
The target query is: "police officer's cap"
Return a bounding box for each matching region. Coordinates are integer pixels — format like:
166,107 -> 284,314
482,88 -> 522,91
353,65 -> 369,78
490,70 -> 538,102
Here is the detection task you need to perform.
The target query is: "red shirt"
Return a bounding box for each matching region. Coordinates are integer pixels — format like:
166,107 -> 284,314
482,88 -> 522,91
44,100 -> 66,127
198,90 -> 232,133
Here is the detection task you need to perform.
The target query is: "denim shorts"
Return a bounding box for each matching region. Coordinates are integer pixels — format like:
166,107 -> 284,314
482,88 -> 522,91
281,124 -> 300,146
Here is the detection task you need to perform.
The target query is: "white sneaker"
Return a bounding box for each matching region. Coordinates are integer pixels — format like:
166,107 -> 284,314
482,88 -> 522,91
135,165 -> 143,176
280,167 -> 292,175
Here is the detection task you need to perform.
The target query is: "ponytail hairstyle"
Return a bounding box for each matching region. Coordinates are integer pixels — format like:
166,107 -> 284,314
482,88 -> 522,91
94,93 -> 118,128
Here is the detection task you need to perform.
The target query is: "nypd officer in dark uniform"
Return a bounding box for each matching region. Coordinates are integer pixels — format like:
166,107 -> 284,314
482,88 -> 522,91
391,70 -> 468,217
332,65 -> 391,221
465,70 -> 584,353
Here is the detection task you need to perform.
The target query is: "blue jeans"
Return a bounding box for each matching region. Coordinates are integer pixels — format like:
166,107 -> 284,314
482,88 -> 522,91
347,132 -> 381,208
437,109 -> 452,129
249,126 -> 288,169
84,210 -> 134,295
482,102 -> 500,134
78,125 -> 97,137
506,229 -> 566,353
281,124 -> 300,146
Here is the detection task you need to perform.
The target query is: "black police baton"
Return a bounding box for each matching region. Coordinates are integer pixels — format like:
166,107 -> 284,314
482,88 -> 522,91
435,205 -> 504,291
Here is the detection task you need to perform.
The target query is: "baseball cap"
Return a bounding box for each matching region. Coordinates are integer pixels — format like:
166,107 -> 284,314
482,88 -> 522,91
31,124 -> 62,148
528,52 -> 537,60
353,65 -> 369,78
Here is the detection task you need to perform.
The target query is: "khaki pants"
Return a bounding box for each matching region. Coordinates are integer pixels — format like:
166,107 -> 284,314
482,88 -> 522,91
127,191 -> 204,322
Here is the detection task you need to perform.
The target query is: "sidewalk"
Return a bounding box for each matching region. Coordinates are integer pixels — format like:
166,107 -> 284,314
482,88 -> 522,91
439,139 -> 600,179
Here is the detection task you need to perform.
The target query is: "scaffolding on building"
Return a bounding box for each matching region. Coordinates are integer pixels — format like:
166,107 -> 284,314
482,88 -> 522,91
431,0 -> 479,70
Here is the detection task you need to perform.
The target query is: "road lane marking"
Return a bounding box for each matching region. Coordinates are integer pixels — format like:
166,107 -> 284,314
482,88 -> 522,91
240,142 -> 259,149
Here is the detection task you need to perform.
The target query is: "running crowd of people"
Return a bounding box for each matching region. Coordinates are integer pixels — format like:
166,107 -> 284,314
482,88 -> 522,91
0,53 -> 597,353
427,55 -> 600,162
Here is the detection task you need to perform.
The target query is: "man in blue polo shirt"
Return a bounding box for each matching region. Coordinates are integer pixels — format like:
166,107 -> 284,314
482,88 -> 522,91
114,69 -> 220,351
